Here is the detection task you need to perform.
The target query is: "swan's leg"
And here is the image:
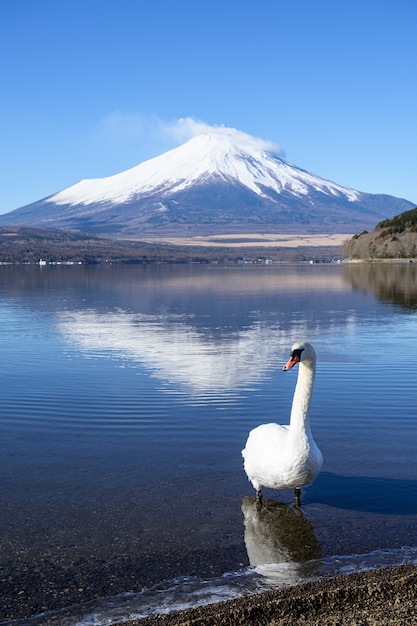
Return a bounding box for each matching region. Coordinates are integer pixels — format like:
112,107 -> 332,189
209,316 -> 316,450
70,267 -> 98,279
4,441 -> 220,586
294,488 -> 301,508
255,489 -> 263,510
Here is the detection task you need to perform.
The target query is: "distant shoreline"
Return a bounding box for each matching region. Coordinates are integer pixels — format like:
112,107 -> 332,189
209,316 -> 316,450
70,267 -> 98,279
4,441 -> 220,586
0,226 -> 348,263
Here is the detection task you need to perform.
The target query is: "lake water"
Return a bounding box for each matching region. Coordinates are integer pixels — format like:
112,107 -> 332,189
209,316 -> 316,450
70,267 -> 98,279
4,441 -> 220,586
1,263 -> 417,625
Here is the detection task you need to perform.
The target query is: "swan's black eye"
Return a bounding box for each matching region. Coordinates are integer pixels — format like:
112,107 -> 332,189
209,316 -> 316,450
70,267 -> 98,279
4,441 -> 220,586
291,348 -> 304,359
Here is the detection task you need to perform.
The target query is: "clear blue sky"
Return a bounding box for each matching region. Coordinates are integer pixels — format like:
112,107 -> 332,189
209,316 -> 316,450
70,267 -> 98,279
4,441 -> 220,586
1,0 -> 416,215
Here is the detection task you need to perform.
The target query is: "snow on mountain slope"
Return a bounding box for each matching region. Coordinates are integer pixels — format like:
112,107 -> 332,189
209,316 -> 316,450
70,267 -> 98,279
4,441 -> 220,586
0,127 -> 414,237
48,132 -> 360,207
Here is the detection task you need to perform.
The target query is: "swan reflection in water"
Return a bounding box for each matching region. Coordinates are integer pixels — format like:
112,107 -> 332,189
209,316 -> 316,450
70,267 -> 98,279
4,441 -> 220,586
242,496 -> 321,586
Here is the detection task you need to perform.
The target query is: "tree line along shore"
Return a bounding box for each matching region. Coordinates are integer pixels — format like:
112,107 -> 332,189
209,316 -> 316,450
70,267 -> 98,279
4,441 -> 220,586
0,226 -> 341,265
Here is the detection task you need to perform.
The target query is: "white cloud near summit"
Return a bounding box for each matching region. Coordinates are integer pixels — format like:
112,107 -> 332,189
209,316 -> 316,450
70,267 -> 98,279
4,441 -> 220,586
96,112 -> 284,158
161,117 -> 284,156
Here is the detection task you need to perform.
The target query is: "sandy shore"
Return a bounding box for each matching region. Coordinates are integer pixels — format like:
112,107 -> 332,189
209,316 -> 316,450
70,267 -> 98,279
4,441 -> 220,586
125,564 -> 417,625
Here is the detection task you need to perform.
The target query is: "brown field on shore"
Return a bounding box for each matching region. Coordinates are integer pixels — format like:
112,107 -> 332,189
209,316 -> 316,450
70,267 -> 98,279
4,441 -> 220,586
136,233 -> 351,248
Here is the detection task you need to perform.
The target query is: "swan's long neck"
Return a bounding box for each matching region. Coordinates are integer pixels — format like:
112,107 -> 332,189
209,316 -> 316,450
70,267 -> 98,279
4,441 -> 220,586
289,360 -> 315,433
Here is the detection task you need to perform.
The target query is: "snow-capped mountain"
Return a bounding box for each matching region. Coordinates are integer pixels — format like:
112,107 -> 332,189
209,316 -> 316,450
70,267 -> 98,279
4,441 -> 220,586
43,133 -> 362,205
0,130 -> 414,236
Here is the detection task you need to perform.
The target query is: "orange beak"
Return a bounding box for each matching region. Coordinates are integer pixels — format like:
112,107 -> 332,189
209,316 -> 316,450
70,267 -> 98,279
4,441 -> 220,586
282,353 -> 300,371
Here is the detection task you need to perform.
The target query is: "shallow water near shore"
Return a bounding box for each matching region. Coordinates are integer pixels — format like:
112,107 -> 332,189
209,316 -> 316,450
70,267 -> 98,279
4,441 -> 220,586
3,548 -> 417,626
1,263 -> 417,624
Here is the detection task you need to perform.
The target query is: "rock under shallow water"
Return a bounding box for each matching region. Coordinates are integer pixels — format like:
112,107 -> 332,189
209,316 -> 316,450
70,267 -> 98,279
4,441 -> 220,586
126,564 -> 417,626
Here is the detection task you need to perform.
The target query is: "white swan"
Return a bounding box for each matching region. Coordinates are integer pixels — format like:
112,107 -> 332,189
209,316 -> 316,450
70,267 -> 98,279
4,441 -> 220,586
242,341 -> 323,507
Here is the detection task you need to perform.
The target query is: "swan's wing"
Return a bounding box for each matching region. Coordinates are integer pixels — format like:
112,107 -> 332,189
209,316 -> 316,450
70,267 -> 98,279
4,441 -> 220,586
242,423 -> 289,458
242,423 -> 290,491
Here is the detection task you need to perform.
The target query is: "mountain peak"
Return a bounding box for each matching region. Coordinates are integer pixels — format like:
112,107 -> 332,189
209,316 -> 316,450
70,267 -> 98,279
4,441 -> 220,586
42,131 -> 289,207
180,128 -> 282,157
47,130 -> 361,209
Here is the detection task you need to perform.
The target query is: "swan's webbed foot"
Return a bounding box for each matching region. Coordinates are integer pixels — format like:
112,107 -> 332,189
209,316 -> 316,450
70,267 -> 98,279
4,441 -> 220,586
255,489 -> 263,511
294,487 -> 301,508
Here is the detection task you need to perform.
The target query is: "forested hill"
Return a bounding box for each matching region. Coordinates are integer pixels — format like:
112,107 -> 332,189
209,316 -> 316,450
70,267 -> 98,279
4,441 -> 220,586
376,207 -> 417,233
343,207 -> 417,260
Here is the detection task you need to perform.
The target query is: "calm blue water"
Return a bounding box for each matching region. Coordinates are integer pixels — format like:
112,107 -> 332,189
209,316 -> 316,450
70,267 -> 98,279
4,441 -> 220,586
1,263 -> 417,625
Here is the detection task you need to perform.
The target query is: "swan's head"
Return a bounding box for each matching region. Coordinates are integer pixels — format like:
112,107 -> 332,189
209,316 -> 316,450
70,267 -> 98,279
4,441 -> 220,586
282,341 -> 316,371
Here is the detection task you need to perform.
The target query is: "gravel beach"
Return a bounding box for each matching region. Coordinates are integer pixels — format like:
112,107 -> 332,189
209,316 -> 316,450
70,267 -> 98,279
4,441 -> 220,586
127,564 -> 417,626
